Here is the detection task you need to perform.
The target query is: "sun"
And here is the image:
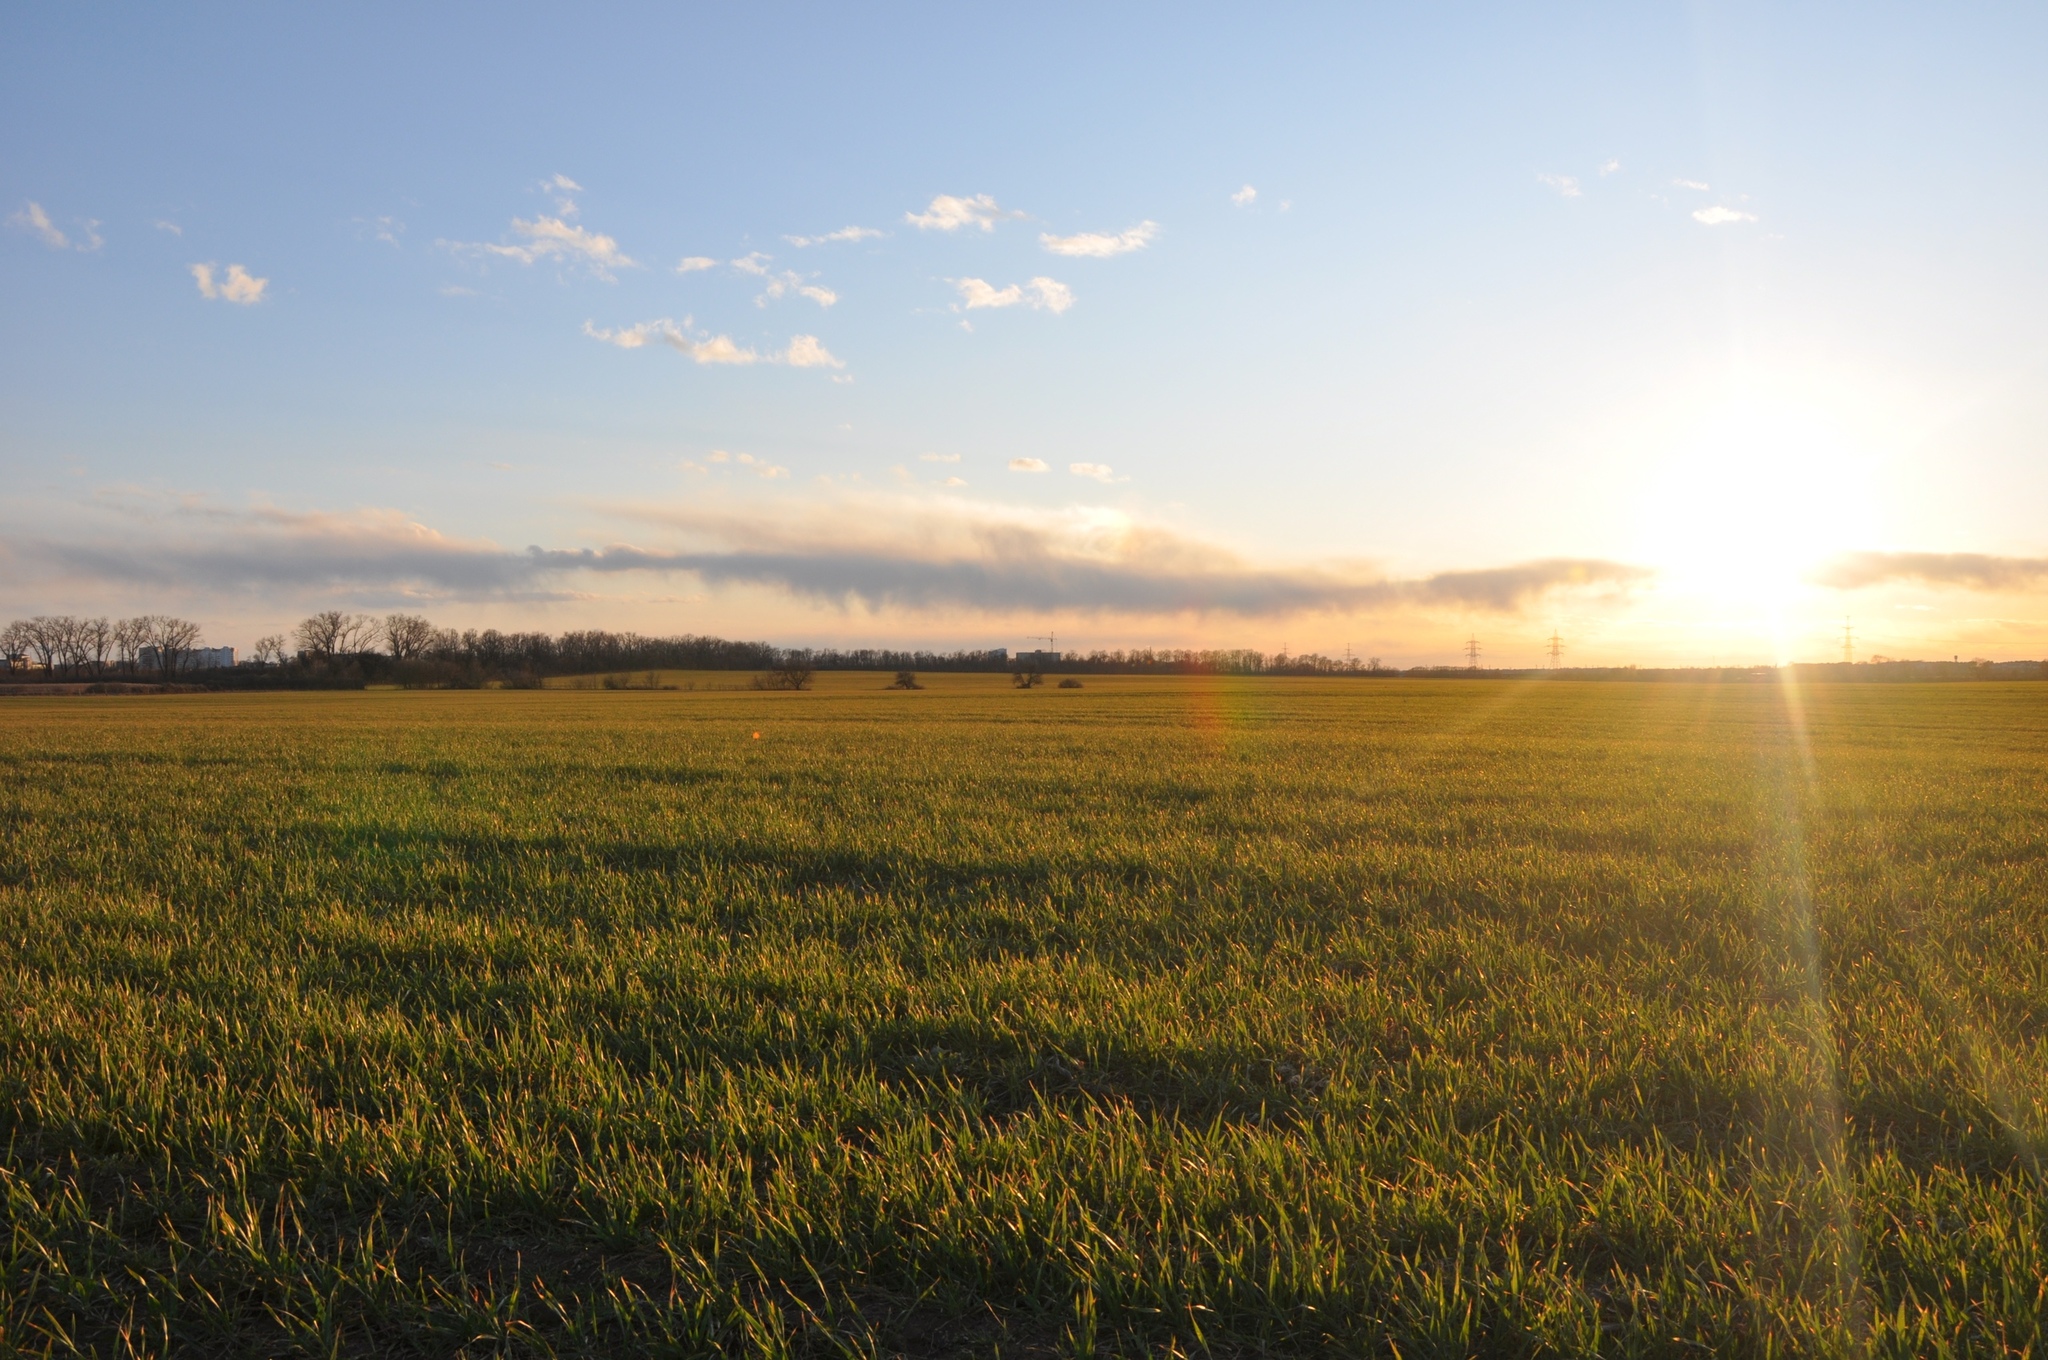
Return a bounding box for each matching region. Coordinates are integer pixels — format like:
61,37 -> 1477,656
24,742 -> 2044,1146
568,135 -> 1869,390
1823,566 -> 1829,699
1632,393 -> 1885,643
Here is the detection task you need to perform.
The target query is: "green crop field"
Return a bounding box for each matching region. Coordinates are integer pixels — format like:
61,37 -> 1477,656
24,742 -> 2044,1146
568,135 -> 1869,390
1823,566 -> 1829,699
3,677 -> 2047,1357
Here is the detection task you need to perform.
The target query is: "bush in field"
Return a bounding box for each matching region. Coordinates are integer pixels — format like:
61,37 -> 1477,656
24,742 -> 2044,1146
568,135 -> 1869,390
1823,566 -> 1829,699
889,670 -> 922,689
1012,667 -> 1042,688
756,660 -> 814,690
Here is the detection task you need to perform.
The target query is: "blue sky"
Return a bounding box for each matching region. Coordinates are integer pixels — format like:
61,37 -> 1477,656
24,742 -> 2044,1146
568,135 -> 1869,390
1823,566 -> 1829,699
5,3 -> 2046,664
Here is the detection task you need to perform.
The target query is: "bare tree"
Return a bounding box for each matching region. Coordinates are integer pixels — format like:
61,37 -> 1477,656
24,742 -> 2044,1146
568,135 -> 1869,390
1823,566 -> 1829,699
44,616 -> 82,673
384,613 -> 437,660
0,619 -> 30,671
113,617 -> 149,671
252,634 -> 288,666
17,617 -> 63,672
79,617 -> 113,674
140,616 -> 203,680
294,611 -> 375,660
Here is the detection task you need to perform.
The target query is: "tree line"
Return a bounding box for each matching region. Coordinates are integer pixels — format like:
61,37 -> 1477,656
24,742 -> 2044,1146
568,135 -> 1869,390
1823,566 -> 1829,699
0,615 -> 206,680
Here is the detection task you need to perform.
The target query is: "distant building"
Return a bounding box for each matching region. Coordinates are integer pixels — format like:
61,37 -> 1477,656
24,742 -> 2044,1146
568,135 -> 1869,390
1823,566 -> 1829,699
138,645 -> 235,671
1,652 -> 35,674
1014,650 -> 1061,667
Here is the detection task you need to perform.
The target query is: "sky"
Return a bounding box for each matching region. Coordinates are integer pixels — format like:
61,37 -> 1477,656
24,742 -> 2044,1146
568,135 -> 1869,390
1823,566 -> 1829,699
4,2 -> 2046,666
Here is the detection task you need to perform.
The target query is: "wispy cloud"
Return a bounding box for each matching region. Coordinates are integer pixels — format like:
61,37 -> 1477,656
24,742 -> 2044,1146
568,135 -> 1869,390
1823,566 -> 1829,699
1040,221 -> 1159,258
757,269 -> 836,307
725,253 -> 834,303
676,256 -> 719,273
1598,159 -> 1622,176
920,453 -> 961,463
355,214 -> 404,246
190,263 -> 269,304
443,185 -> 635,280
1814,551 -> 2048,592
1537,173 -> 1582,198
953,277 -> 1074,314
541,174 -> 583,215
906,193 -> 1022,232
1231,185 -> 1257,207
1070,462 -> 1123,483
479,216 -> 635,276
584,318 -> 842,369
154,219 -> 184,236
1009,458 -> 1049,472
785,225 -> 885,246
1672,178 -> 1710,191
9,201 -> 97,250
705,451 -> 789,479
1692,205 -> 1757,225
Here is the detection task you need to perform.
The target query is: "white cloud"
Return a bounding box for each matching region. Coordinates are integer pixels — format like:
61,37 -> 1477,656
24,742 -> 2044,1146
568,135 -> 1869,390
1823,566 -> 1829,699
955,278 -> 1020,310
1009,457 -> 1049,472
154,219 -> 183,236
952,276 -> 1073,314
756,269 -> 837,308
1598,158 -> 1622,177
584,318 -> 842,369
1026,277 -> 1073,313
1692,205 -> 1757,225
676,256 -> 719,273
1070,462 -> 1122,483
1039,221 -> 1159,257
9,202 -> 70,249
905,193 -> 1021,232
74,219 -> 103,252
919,452 -> 961,463
1231,185 -> 1257,207
584,318 -> 761,363
542,174 -> 583,215
731,252 -> 772,275
1672,178 -> 1710,191
940,476 -> 966,487
190,262 -> 268,305
1537,173 -> 1582,198
785,226 -> 885,246
356,214 -> 404,246
783,334 -> 843,368
444,203 -> 637,280
707,450 -> 731,462
734,452 -> 789,479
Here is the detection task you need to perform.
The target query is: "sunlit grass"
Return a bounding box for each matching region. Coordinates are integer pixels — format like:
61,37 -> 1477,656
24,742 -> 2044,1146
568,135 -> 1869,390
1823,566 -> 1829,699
2,678 -> 2045,1356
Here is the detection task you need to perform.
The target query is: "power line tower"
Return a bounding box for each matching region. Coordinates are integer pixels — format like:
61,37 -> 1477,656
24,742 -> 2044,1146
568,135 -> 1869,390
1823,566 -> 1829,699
1841,617 -> 1854,665
1547,630 -> 1563,669
1465,634 -> 1481,670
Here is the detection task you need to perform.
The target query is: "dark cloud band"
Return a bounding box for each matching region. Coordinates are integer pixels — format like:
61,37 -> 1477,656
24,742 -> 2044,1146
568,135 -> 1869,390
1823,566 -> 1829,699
1815,552 -> 2048,592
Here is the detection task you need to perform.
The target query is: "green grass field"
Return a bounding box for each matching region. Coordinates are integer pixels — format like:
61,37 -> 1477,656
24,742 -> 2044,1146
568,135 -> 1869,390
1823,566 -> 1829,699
4,677 -> 2047,1357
